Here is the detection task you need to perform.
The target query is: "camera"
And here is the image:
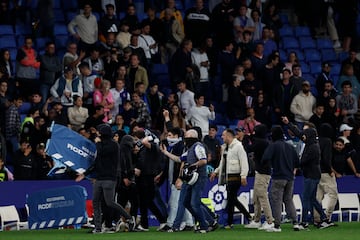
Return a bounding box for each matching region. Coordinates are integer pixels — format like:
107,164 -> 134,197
134,140 -> 143,149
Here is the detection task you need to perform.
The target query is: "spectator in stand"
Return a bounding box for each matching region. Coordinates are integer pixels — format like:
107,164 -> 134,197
16,36 -> 41,101
5,96 -> 22,153
34,142 -> 53,180
237,30 -> 256,61
143,7 -> 162,43
111,114 -> 129,135
131,91 -> 152,129
159,0 -> 184,32
93,79 -> 114,123
272,69 -> 298,124
159,8 -> 185,65
39,42 -> 62,103
254,92 -> 271,129
337,64 -> 360,98
101,34 -> 121,85
316,62 -> 333,96
42,100 -> 69,127
122,100 -> 137,128
290,81 -> 316,129
0,49 -> 16,99
290,64 -> 305,93
233,5 -> 255,42
337,1 -> 358,52
237,107 -> 261,135
185,93 -> 215,138
147,82 -> 165,129
332,136 -> 360,178
0,157 -> 8,181
0,1 -> 14,25
227,73 -> 247,121
127,53 -> 149,93
341,49 -> 360,81
110,78 -> 131,119
83,47 -> 105,76
335,81 -> 358,124
162,103 -> 186,136
50,67 -> 83,108
258,53 -> 281,103
169,39 -> 192,90
98,3 -> 121,42
68,3 -> 98,54
84,105 -> 106,131
191,42 -> 210,96
257,26 -> 277,60
285,52 -> 301,75
323,96 -> 341,131
35,0 -> 55,40
177,80 -> 195,116
129,34 -> 148,70
309,102 -> 326,131
0,80 -> 9,133
116,21 -> 132,49
211,0 -> 236,46
120,3 -> 140,34
118,47 -> 132,69
68,95 -> 89,132
13,139 -> 36,180
261,2 -> 282,42
63,42 -> 86,75
79,62 -> 100,113
203,125 -> 221,168
218,40 -> 240,102
184,0 -> 211,48
251,9 -> 265,42
138,21 -> 159,67
241,69 -> 262,101
249,42 -> 266,74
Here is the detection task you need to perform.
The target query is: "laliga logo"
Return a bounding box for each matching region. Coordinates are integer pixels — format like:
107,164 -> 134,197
208,184 -> 227,211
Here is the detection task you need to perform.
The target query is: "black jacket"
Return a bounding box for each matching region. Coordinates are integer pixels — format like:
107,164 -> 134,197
119,135 -> 135,181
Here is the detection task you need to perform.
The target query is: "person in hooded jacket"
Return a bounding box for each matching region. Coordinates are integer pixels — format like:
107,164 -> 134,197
244,124 -> 274,230
313,123 -> 338,225
261,125 -> 300,232
76,124 -> 135,233
116,134 -> 138,227
283,117 -> 334,230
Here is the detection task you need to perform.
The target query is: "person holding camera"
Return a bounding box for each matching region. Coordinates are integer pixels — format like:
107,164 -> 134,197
237,107 -> 261,135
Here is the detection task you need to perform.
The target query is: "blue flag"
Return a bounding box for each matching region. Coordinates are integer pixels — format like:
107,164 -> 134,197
46,123 -> 97,174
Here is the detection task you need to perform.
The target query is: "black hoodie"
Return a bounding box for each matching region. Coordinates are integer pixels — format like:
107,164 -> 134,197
246,124 -> 271,175
300,128 -> 321,179
318,123 -> 333,174
119,135 -> 135,181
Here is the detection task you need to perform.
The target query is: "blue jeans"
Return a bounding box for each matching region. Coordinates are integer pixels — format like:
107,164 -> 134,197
182,177 -> 209,230
302,177 -> 326,223
168,184 -> 193,227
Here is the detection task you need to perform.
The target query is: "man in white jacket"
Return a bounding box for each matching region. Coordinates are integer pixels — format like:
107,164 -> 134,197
210,128 -> 250,228
290,81 -> 316,129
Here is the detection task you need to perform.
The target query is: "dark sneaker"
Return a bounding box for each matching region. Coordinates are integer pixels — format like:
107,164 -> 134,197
167,227 -> 180,233
90,229 -> 102,234
208,221 -> 218,232
298,223 -> 310,231
182,225 -> 194,231
159,225 -> 172,232
319,220 -> 334,229
194,228 -> 208,234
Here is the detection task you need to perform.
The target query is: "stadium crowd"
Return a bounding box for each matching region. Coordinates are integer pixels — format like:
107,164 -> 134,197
0,0 -> 360,234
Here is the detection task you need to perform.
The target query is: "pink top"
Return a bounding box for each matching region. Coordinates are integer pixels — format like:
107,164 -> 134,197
93,90 -> 114,122
237,119 -> 261,135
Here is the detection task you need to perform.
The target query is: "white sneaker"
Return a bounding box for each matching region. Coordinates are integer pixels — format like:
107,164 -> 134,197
245,220 -> 261,229
157,223 -> 167,231
266,226 -> 282,232
135,225 -> 149,232
258,222 -> 274,230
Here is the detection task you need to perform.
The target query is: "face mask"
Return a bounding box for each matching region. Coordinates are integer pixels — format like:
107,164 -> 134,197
303,89 -> 309,94
184,137 -> 198,148
167,137 -> 181,147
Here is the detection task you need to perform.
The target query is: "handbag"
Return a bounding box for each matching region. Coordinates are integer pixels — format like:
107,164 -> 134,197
139,35 -> 160,63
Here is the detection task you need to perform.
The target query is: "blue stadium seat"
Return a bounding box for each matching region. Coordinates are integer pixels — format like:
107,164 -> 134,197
316,38 -> 333,49
35,37 -> 52,51
18,102 -> 31,115
156,75 -> 171,89
309,61 -> 322,75
15,24 -> 32,36
299,62 -> 310,74
216,125 -> 226,137
302,74 -> 315,86
281,37 -> 300,50
332,74 -> 339,87
152,64 -> 168,75
62,0 -> 78,11
330,63 -> 342,76
279,49 -> 287,62
55,35 -> 69,50
338,51 -> 349,62
54,0 -> 61,9
321,49 -> 338,63
279,13 -> 289,25
54,9 -> 66,23
279,26 -> 294,37
304,49 -> 321,62
294,26 -> 311,37
310,86 -> 318,97
9,48 -> 17,59
66,12 -> 77,22
54,24 -> 69,36
0,25 -> 14,36
299,37 -> 316,49
0,36 -> 17,48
